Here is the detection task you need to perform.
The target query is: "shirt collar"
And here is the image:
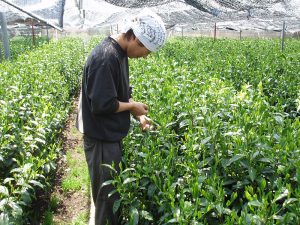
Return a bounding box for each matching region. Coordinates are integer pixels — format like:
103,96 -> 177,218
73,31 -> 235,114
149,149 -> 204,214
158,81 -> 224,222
108,36 -> 127,57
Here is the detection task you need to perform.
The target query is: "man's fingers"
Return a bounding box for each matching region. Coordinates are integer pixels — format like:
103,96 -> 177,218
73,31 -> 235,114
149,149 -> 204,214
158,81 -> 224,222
144,116 -> 152,123
143,104 -> 149,110
131,102 -> 149,116
142,104 -> 149,114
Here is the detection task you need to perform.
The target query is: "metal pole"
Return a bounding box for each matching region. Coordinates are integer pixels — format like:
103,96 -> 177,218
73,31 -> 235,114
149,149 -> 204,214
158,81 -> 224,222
181,26 -> 183,39
31,19 -> 36,46
240,29 -> 242,40
0,12 -> 11,60
46,25 -> 49,42
214,22 -> 217,41
281,21 -> 285,51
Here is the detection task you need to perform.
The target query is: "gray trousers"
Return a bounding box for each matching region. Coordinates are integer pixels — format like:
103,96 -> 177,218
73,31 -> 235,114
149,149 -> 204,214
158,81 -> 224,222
83,135 -> 122,225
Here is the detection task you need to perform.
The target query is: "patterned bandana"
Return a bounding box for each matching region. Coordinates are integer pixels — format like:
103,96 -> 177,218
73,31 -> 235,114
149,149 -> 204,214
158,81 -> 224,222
122,8 -> 167,52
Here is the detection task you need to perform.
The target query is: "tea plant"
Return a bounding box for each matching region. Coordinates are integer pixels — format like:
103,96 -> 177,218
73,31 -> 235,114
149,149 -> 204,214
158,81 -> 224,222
0,37 -> 84,224
0,36 -> 48,61
111,37 -> 300,224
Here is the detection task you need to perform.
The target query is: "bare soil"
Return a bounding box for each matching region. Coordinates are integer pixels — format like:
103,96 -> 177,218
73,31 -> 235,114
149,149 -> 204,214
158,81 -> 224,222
31,99 -> 89,224
51,100 -> 89,224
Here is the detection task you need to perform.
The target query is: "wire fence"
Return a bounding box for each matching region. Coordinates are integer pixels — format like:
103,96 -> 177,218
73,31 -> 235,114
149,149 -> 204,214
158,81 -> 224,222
61,21 -> 300,40
1,18 -> 299,61
98,22 -> 299,40
168,24 -> 300,40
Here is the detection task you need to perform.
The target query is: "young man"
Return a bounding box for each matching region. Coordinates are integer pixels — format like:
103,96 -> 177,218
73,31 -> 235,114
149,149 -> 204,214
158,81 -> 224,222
76,8 -> 166,225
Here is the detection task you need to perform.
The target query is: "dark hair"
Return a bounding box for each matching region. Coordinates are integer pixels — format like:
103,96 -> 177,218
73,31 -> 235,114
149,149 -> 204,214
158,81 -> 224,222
124,29 -> 136,41
124,29 -> 145,47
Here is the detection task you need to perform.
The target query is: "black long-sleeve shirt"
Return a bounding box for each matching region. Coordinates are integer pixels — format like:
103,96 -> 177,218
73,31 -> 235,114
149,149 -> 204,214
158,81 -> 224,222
76,37 -> 132,141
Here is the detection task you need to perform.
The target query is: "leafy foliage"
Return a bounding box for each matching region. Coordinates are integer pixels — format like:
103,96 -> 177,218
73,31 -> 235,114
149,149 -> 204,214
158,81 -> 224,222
113,37 -> 300,224
0,36 -> 48,61
0,37 -> 84,224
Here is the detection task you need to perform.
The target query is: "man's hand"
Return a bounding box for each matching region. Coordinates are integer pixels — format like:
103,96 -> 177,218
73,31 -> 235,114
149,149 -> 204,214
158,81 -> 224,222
138,115 -> 153,131
116,100 -> 148,116
130,101 -> 149,117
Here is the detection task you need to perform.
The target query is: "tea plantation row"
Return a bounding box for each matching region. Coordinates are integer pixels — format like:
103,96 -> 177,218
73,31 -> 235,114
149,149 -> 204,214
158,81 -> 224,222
0,36 -> 299,224
0,36 -> 48,61
0,37 -> 84,224
113,38 -> 300,224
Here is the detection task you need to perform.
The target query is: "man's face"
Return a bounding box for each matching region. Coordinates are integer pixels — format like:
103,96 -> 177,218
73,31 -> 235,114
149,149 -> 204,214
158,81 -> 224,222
127,38 -> 151,59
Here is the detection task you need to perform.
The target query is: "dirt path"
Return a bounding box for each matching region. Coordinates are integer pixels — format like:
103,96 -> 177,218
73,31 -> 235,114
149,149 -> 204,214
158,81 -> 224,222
50,99 -> 90,224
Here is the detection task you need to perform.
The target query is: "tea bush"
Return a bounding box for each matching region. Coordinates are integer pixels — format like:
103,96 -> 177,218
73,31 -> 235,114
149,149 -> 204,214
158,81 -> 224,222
114,38 -> 300,224
0,37 -> 84,224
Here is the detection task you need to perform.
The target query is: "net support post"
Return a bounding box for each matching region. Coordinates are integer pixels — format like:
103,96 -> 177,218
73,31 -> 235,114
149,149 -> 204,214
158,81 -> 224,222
0,12 -> 11,60
281,21 -> 285,51
214,22 -> 217,41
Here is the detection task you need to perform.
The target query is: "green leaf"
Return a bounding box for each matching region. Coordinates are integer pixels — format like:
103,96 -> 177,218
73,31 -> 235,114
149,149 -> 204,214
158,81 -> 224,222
147,184 -> 156,197
101,164 -> 117,174
108,189 -> 117,198
10,168 -> 23,173
141,210 -> 153,221
252,151 -> 260,159
30,120 -> 39,126
201,137 -> 211,145
283,198 -> 298,207
123,177 -> 137,185
43,164 -> 51,174
223,179 -> 236,186
129,208 -> 139,225
21,191 -> 32,204
3,178 -> 14,184
166,121 -> 177,128
273,189 -> 289,203
23,163 -> 33,172
248,167 -> 256,182
179,119 -> 189,129
113,199 -> 121,214
34,138 -> 46,144
225,154 -> 244,167
121,168 -> 136,174
259,178 -> 266,190
0,199 -> 8,210
274,115 -> 284,125
224,130 -> 241,136
272,215 -> 283,220
100,180 -> 113,189
8,201 -> 23,216
167,218 -> 178,223
0,186 -> 9,196
29,180 -> 44,189
248,200 -> 262,207
137,152 -> 147,158
216,204 -> 224,214
245,190 -> 252,201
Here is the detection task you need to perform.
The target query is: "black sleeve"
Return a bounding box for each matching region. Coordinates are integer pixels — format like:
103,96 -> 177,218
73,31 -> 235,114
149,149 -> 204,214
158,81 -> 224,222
86,57 -> 120,115
129,86 -> 133,99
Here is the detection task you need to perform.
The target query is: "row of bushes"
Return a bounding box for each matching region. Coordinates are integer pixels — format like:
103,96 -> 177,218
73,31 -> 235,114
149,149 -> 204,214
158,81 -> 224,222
0,36 -> 48,61
0,37 -> 84,224
111,38 -> 300,224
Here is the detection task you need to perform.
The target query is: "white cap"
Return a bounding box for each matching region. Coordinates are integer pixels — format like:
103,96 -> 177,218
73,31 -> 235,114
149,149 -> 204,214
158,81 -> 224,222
122,8 -> 167,52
